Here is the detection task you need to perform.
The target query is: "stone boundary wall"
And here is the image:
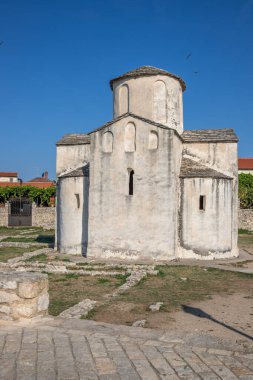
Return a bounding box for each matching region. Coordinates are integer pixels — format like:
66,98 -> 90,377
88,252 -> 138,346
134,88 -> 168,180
0,205 -> 8,227
32,205 -> 55,229
238,208 -> 253,231
0,271 -> 49,320
0,204 -> 55,229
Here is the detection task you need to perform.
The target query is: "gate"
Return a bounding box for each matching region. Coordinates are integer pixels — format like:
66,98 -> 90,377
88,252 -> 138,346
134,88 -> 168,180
8,198 -> 32,227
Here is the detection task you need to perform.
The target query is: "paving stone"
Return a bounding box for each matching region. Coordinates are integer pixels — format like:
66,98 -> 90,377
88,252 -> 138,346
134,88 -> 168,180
0,319 -> 252,379
131,359 -> 159,379
210,365 -> 239,379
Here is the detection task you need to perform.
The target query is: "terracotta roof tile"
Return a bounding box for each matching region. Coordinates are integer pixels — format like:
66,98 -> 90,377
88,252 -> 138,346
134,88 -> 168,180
0,172 -> 18,177
238,158 -> 253,170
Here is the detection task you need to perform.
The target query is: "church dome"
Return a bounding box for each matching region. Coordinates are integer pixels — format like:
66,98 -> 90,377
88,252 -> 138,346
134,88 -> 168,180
110,65 -> 186,91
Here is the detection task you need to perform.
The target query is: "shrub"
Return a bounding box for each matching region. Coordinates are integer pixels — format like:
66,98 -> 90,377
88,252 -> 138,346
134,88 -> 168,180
239,173 -> 253,209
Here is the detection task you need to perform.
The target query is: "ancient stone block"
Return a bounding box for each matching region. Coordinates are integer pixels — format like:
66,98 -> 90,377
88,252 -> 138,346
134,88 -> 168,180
18,279 -> 47,299
0,271 -> 49,320
37,293 -> 49,312
0,290 -> 20,303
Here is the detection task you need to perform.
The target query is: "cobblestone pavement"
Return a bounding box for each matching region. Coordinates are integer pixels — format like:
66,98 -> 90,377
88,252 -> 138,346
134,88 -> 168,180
0,317 -> 253,380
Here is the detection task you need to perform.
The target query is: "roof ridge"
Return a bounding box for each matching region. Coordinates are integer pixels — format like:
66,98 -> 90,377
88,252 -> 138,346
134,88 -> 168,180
180,157 -> 232,179
88,112 -> 182,138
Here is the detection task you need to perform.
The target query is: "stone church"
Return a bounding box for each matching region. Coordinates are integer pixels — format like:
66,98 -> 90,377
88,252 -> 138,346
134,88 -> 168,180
56,66 -> 238,261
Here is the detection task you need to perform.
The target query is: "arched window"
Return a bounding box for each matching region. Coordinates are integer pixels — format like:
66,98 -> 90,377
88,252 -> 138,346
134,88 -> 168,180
102,131 -> 113,153
129,169 -> 134,195
119,84 -> 129,115
125,122 -> 136,152
148,131 -> 158,150
153,80 -> 166,123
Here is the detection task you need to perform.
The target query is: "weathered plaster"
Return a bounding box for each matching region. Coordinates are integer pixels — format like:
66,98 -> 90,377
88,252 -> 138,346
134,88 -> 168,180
113,75 -> 183,134
56,144 -> 90,176
57,176 -> 89,255
87,116 -> 182,260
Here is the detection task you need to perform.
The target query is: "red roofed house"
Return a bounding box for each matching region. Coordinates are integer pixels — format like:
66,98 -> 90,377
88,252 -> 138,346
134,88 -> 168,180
238,158 -> 253,175
25,171 -> 55,189
0,172 -> 19,185
0,171 -> 55,188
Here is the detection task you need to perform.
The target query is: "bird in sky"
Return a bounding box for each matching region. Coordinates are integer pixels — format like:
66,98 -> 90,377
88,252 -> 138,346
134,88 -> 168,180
186,53 -> 192,59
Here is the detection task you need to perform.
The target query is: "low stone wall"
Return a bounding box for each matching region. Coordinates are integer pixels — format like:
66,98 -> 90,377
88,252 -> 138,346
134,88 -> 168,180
0,271 -> 49,320
0,205 -> 8,227
32,206 -> 55,229
0,203 -> 55,229
239,209 -> 253,231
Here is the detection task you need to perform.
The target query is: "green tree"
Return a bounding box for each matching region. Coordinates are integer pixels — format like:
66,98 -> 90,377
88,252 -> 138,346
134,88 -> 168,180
238,173 -> 253,209
0,186 -> 56,207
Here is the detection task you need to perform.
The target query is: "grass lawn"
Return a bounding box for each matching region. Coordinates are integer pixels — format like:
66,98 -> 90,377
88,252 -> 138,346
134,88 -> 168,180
48,274 -> 129,316
238,234 -> 253,246
90,266 -> 253,327
0,226 -> 50,236
1,235 -> 54,244
0,246 -> 43,262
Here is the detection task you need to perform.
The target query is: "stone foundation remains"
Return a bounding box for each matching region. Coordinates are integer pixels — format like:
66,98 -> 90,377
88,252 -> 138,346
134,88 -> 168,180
0,271 -> 49,320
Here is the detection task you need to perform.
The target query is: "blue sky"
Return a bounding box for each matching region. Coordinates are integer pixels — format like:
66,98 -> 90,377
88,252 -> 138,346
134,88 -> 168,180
0,0 -> 252,180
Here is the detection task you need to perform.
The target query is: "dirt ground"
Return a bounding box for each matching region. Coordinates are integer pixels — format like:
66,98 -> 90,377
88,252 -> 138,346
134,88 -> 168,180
90,235 -> 253,345
166,293 -> 253,345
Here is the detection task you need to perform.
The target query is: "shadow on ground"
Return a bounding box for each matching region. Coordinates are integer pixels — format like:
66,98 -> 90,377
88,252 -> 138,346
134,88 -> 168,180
182,304 -> 253,341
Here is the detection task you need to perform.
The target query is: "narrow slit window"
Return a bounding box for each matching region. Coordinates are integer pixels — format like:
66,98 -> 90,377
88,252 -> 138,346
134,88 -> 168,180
129,170 -> 134,195
75,193 -> 80,209
199,195 -> 206,211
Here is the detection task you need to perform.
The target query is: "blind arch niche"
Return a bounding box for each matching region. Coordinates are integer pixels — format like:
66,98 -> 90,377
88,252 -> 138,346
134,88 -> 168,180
119,84 -> 129,115
153,80 -> 166,123
124,122 -> 136,152
102,131 -> 113,153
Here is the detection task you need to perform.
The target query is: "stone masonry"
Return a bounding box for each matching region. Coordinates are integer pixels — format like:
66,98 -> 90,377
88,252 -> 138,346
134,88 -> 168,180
0,203 -> 55,228
32,205 -> 55,229
0,271 -> 49,320
0,318 -> 252,380
0,205 -> 8,227
238,209 -> 253,231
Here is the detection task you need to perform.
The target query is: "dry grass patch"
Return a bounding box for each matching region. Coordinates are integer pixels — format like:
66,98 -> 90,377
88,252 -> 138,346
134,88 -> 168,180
90,266 -> 253,328
0,246 -> 43,262
48,273 -> 128,316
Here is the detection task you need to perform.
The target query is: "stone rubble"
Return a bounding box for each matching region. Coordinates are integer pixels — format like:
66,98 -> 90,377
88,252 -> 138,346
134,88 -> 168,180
132,319 -> 147,327
149,302 -> 164,312
59,299 -> 97,319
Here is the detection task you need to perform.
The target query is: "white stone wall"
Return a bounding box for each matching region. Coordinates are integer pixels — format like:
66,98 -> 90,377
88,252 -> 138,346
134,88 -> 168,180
0,205 -> 8,226
179,178 -> 238,258
182,141 -> 238,257
0,204 -> 55,229
57,176 -> 89,255
32,206 -> 55,229
56,144 -> 90,176
183,142 -> 238,178
238,170 -> 253,175
113,75 -> 183,134
0,177 -> 18,182
239,209 -> 253,231
87,116 -> 182,260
